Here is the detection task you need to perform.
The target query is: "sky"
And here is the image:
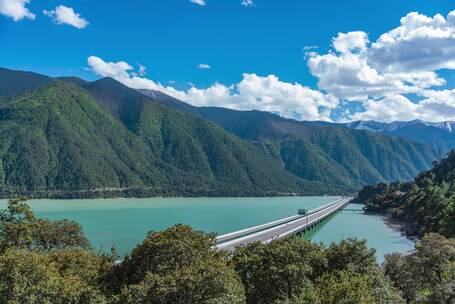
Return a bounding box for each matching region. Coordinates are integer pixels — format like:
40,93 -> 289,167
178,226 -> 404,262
1,0 -> 455,122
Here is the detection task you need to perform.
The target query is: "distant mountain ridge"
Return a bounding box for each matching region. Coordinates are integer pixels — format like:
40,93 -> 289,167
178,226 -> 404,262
318,120 -> 455,153
346,120 -> 455,133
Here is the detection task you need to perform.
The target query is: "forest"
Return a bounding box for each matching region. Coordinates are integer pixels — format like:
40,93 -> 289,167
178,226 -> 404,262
355,150 -> 455,238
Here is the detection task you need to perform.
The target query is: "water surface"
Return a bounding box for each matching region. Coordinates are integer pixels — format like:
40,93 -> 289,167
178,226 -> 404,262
0,197 -> 414,262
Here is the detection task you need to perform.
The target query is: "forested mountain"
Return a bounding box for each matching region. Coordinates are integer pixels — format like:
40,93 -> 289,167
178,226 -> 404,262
0,79 -> 316,198
0,67 -> 443,197
318,119 -> 455,153
0,67 -> 52,97
355,150 -> 455,238
140,90 -> 442,192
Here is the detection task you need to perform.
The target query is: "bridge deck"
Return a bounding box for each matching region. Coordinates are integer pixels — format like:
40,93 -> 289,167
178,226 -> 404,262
215,197 -> 353,251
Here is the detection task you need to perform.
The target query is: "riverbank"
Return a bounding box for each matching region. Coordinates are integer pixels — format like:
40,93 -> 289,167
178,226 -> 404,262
0,187 -> 344,200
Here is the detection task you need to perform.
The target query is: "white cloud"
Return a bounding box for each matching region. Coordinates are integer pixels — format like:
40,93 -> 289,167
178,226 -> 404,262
351,95 -> 420,122
241,0 -> 254,7
303,45 -> 318,51
369,11 -> 455,72
190,0 -> 206,6
307,9 -> 455,122
0,0 -> 35,21
88,56 -> 338,121
87,9 -> 455,123
138,64 -> 147,76
308,49 -> 444,101
198,63 -> 211,70
333,31 -> 368,53
43,5 -> 88,29
350,90 -> 455,123
131,64 -> 147,77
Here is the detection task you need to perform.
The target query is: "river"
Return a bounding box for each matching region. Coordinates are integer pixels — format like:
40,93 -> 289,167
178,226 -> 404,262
0,196 -> 414,262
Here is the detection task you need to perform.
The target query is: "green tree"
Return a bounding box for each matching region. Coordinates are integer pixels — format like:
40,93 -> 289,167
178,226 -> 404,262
315,271 -> 376,304
0,249 -> 108,304
385,233 -> 455,303
0,197 -> 90,253
324,239 -> 377,274
231,237 -> 326,304
0,197 -> 37,252
114,224 -> 245,304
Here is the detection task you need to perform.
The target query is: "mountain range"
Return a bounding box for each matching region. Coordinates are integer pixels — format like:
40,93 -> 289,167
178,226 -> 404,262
318,120 -> 455,154
0,67 -> 445,197
139,89 -> 443,190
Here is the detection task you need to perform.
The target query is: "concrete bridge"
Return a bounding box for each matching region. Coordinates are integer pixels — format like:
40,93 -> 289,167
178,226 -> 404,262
215,197 -> 353,251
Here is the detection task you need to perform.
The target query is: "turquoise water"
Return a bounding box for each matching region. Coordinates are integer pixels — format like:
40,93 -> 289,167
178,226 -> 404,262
0,197 -> 414,262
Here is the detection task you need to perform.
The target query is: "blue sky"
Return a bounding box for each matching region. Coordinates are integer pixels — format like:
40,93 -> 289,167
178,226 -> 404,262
1,0 -> 455,122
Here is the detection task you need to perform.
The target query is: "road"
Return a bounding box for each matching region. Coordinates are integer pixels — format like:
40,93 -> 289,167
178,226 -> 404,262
215,197 -> 353,251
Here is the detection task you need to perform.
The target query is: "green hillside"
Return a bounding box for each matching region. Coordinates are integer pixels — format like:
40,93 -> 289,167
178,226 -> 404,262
356,150 -> 455,238
0,80 -> 319,198
173,107 -> 441,192
0,67 -> 52,97
0,67 -> 443,197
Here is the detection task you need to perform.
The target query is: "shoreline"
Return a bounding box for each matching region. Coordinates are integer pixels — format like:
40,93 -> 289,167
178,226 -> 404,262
0,189 -> 348,200
364,210 -> 420,243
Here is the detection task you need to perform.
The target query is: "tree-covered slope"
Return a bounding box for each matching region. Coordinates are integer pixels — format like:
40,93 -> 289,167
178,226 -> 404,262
0,80 -> 316,197
356,150 -> 455,238
0,67 -> 442,196
0,67 -> 53,97
138,91 -> 441,192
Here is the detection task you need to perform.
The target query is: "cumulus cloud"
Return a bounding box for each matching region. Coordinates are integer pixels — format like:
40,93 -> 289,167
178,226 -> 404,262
198,63 -> 211,70
333,31 -> 368,53
241,0 -> 254,7
88,56 -> 338,121
308,9 -> 455,122
0,0 -> 35,21
369,11 -> 455,72
190,0 -> 206,6
350,90 -> 455,123
308,30 -> 445,101
308,48 -> 444,101
43,5 -> 89,29
86,9 -> 455,123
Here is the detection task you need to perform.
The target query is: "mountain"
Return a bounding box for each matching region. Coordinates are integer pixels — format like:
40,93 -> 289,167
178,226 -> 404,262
356,150 -> 455,238
0,67 -> 443,196
0,67 -> 52,97
0,78 -> 318,198
320,120 -> 455,153
140,90 -> 442,192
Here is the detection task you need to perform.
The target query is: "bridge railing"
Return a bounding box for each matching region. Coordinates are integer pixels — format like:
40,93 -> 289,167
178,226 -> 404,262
215,214 -> 302,244
215,197 -> 347,245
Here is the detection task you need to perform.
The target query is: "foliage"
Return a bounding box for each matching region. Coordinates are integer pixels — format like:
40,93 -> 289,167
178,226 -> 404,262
231,238 -> 325,304
0,197 -> 89,253
358,151 -> 455,237
0,198 -> 109,303
111,224 -> 245,304
231,237 -> 404,304
193,106 -> 441,193
384,233 -> 455,303
0,249 -> 108,304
